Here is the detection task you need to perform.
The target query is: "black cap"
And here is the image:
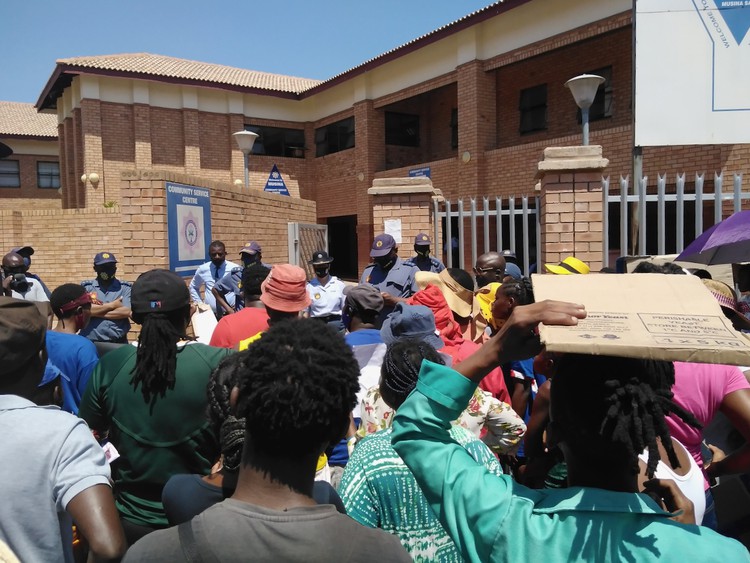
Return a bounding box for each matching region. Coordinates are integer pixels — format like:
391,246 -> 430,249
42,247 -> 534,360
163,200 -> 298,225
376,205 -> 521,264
93,252 -> 118,266
11,246 -> 34,257
131,269 -> 190,314
309,250 -> 333,265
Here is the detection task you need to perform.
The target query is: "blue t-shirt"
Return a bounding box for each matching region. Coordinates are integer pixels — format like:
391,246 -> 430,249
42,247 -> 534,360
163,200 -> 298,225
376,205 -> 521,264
344,329 -> 383,347
507,357 -> 546,458
45,331 -> 99,414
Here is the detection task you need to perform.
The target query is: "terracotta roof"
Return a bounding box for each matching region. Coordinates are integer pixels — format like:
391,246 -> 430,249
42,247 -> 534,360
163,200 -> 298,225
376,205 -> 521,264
0,101 -> 57,138
56,53 -> 323,94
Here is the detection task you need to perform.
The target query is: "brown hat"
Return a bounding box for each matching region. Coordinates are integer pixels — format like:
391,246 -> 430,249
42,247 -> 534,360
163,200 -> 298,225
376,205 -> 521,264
703,279 -> 750,331
344,284 -> 384,315
0,297 -> 46,377
416,269 -> 474,318
260,264 -> 311,313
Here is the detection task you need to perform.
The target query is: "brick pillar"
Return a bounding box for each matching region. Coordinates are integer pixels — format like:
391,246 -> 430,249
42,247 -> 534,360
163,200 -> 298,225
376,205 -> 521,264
80,99 -> 104,209
537,146 -> 609,271
368,178 -> 443,261
134,104 -> 152,169
354,100 -> 386,274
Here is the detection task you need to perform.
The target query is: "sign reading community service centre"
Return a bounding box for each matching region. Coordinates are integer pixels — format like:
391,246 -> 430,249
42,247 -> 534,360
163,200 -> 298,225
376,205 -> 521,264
635,0 -> 750,146
166,181 -> 212,274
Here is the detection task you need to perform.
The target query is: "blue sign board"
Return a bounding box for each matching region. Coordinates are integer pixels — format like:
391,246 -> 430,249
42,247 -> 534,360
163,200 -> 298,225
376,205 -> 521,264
409,166 -> 431,178
166,182 -> 212,275
264,164 -> 290,196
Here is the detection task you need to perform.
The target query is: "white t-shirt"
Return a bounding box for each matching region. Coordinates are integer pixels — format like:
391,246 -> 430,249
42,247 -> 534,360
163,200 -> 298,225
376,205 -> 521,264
11,280 -> 49,302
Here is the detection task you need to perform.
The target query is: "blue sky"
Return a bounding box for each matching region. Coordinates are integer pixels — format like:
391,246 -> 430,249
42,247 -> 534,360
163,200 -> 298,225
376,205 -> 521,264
1,0 -> 493,104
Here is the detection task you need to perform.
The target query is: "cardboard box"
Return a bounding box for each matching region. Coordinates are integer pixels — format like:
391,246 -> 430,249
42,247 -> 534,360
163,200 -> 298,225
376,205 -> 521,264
532,273 -> 750,366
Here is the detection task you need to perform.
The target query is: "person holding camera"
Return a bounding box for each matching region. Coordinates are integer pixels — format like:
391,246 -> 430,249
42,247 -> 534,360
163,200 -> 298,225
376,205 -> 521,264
1,251 -> 49,303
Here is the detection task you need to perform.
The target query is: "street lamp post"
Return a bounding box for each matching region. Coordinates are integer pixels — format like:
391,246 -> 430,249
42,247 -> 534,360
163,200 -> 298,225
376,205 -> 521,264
564,74 -> 605,146
232,130 -> 259,188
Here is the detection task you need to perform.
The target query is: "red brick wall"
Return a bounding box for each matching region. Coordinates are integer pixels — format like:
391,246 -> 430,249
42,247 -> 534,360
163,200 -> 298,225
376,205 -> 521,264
151,107 -> 185,167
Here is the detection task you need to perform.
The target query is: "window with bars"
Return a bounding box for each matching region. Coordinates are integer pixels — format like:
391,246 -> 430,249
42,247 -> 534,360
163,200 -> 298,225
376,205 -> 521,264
315,117 -> 355,157
519,84 -> 547,134
0,160 -> 20,188
37,161 -> 60,189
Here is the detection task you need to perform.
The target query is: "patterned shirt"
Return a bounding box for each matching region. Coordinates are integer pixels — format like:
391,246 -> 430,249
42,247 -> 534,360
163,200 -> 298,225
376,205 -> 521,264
356,384 -> 525,454
340,426 -> 502,562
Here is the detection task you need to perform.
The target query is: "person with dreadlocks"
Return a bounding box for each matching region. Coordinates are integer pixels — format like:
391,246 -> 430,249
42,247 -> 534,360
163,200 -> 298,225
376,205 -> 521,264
340,338 -> 503,561
46,283 -> 98,414
79,269 -> 232,546
125,318 -> 410,561
391,300 -> 749,561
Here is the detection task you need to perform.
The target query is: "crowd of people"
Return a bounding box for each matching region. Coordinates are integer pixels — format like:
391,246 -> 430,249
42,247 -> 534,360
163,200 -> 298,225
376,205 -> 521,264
1,235 -> 750,562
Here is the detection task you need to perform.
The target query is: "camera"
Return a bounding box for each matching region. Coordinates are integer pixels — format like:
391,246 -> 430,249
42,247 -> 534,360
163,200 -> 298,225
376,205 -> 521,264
9,273 -> 30,293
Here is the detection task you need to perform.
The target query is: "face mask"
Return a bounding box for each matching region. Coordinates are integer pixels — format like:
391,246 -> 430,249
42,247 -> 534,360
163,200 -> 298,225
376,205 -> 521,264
242,255 -> 258,267
315,267 -> 330,278
22,256 -> 31,269
374,256 -> 395,271
96,266 -> 116,281
415,246 -> 430,258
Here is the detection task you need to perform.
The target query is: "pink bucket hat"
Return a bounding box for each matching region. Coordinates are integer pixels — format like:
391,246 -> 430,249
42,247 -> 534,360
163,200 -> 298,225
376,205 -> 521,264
260,264 -> 311,313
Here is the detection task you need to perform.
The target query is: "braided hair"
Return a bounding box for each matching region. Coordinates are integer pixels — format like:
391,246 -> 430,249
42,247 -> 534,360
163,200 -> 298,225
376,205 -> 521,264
130,307 -> 190,405
500,276 -> 534,305
380,339 -> 445,410
206,353 -> 247,471
235,318 -> 360,460
553,354 -> 701,478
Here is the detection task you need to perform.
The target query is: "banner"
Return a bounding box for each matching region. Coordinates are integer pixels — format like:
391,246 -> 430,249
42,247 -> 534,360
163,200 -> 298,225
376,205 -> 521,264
166,182 -> 212,274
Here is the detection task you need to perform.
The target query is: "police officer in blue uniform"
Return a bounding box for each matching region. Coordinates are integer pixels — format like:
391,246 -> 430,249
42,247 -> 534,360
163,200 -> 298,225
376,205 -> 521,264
212,241 -> 271,317
404,233 -> 445,273
79,251 -> 131,343
306,250 -> 346,332
360,234 -> 419,327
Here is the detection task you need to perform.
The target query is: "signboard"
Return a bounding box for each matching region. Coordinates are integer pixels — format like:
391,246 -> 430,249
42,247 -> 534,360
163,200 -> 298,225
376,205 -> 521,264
264,164 -> 290,196
635,0 -> 750,146
409,166 -> 431,178
166,182 -> 212,274
532,272 -> 750,365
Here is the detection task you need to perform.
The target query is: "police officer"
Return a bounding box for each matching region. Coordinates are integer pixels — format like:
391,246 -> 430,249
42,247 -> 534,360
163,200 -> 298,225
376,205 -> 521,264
212,241 -> 271,317
306,250 -> 346,332
79,252 -> 132,344
360,234 -> 419,327
404,233 -> 445,273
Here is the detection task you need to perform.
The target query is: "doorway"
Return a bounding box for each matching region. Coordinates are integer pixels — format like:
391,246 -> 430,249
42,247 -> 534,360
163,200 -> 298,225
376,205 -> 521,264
327,215 -> 358,280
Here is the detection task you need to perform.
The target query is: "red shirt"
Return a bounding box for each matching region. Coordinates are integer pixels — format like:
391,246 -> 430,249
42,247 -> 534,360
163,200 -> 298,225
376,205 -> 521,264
209,307 -> 269,348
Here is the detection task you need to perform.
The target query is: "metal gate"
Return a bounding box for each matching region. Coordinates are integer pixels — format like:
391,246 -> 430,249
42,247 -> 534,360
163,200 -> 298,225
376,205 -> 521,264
434,195 -> 541,275
288,222 -> 328,279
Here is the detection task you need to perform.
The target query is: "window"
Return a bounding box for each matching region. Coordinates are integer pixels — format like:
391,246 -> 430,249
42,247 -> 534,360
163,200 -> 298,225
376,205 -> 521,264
245,125 -> 305,158
577,66 -> 613,122
315,117 -> 355,157
450,108 -> 458,149
519,84 -> 547,134
385,112 -> 420,147
37,161 -> 60,189
0,160 -> 20,188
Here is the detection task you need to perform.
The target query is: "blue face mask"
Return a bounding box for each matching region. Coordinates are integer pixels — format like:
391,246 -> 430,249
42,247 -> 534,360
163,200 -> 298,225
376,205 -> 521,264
22,256 -> 31,269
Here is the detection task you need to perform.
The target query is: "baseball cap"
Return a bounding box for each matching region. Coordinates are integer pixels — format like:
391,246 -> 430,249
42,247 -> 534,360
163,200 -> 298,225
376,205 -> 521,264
381,303 -> 444,350
93,252 -> 118,266
344,284 -> 384,314
309,250 -> 333,265
370,234 -> 396,258
131,269 -> 190,314
544,256 -> 590,275
260,264 -> 311,313
0,297 -> 47,377
415,233 -> 431,245
11,246 -> 34,257
504,263 -> 523,280
240,241 -> 262,255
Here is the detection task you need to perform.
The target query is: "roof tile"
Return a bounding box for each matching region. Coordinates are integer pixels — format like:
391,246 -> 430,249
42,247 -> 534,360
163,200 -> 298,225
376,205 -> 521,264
0,101 -> 57,137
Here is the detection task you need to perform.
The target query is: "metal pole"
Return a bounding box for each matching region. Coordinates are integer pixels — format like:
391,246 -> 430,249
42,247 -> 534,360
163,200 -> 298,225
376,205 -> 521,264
243,152 -> 249,189
582,107 -> 590,146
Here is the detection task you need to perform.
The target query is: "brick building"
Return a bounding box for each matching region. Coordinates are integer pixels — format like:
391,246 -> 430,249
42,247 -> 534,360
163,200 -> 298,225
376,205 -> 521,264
3,0 -> 749,277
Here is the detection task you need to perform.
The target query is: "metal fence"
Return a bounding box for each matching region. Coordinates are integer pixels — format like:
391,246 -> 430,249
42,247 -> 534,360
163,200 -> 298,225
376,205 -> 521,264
603,172 -> 748,267
434,195 -> 541,274
287,222 -> 328,279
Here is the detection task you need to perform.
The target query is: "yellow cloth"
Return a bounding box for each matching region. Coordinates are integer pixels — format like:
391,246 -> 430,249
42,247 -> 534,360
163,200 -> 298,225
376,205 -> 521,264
475,282 -> 502,327
237,331 -> 263,351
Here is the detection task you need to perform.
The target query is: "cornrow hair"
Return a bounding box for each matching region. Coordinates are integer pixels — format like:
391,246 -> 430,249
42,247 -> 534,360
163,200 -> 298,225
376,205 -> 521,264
380,339 -> 445,410
554,354 -> 701,479
129,308 -> 190,405
206,353 -> 247,471
235,318 -> 360,459
500,276 -> 535,306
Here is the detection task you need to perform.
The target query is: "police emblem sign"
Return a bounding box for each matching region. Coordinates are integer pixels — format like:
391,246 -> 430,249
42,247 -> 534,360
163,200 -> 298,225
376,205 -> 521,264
166,181 -> 212,275
264,164 -> 290,196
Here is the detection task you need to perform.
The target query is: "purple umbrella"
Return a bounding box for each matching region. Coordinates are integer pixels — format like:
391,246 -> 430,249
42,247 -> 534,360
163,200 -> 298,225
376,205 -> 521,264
676,210 -> 750,265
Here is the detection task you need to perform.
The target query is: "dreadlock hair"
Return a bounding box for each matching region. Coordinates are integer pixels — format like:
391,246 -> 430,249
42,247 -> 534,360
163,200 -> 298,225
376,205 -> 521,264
241,263 -> 270,301
130,306 -> 191,405
50,283 -> 88,319
447,268 -> 475,293
552,354 -> 701,479
235,318 -> 360,464
380,338 -> 445,410
206,352 -> 247,472
499,276 -> 535,306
